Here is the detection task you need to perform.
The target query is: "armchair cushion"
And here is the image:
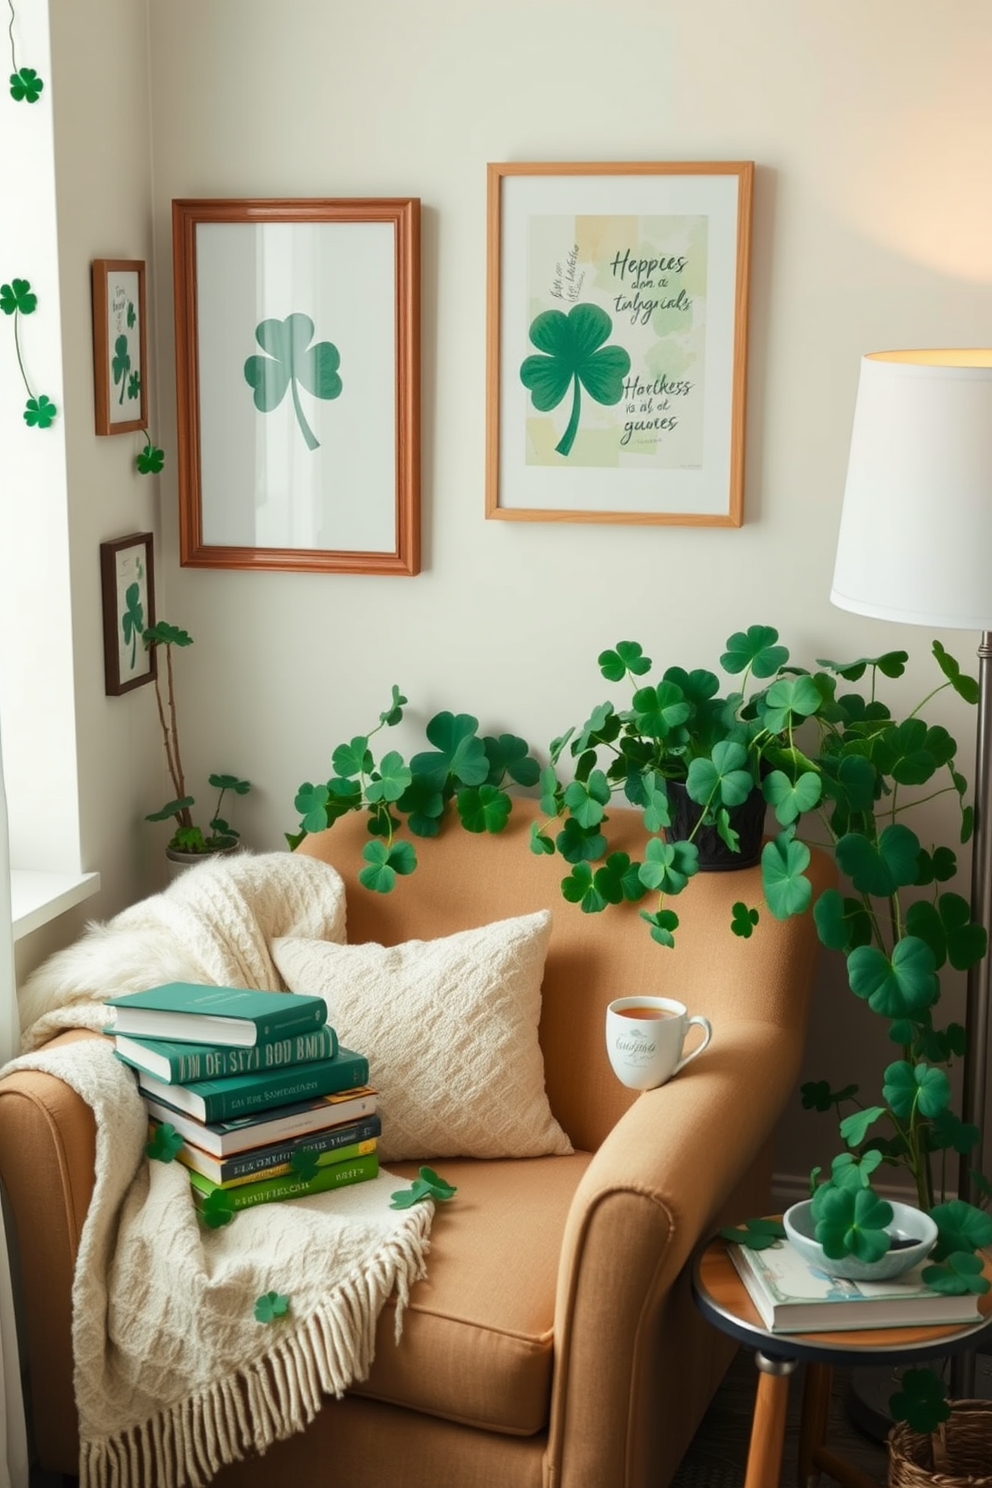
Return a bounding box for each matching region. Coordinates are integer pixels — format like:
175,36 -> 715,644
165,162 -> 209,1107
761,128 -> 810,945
272,911 -> 573,1162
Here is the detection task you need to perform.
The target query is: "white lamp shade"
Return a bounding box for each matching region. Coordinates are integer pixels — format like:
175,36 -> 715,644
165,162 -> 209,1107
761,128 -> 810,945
832,350 -> 992,631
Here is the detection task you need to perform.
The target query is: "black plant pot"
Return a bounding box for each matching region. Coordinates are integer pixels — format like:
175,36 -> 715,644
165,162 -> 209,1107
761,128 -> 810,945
665,780 -> 767,871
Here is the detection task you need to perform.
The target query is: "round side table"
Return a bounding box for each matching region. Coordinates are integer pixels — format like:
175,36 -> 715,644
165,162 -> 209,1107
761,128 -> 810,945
692,1234 -> 992,1488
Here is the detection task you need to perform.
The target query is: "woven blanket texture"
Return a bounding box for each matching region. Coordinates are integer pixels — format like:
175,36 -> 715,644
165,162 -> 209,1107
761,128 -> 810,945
6,851 -> 434,1488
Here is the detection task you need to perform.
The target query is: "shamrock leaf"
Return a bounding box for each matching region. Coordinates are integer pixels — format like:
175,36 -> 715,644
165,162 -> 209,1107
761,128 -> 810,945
457,783 -> 513,834
145,1123 -> 183,1162
483,733 -> 540,788
379,685 -> 408,728
638,907 -> 680,948
731,901 -> 759,938
0,278 -> 37,316
555,816 -> 607,864
933,639 -> 980,704
929,1198 -> 992,1261
761,832 -> 812,919
23,394 -> 57,428
127,300 -> 136,330
811,1184 -> 893,1263
563,769 -> 612,828
290,1148 -> 320,1181
529,821 -> 555,856
520,302 -> 630,457
846,937 -> 938,1019
638,837 -> 699,895
801,1079 -> 859,1112
889,1367 -> 950,1435
9,67 -> 44,103
136,442 -> 165,474
561,862 -> 607,914
594,851 -> 647,905
411,712 -> 489,789
254,1291 -> 290,1322
244,313 -> 342,451
718,1217 -> 786,1249
882,1060 -> 950,1122
364,750 -> 413,805
358,838 -> 417,893
721,626 -> 789,678
390,1166 -> 457,1209
127,370 -> 141,401
686,740 -> 754,811
763,769 -> 822,827
598,641 -> 652,681
200,1189 -> 235,1228
921,1251 -> 990,1296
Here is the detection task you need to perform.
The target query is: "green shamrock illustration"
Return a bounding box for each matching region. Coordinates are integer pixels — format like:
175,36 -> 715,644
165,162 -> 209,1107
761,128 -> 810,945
127,300 -> 136,330
23,394 -> 56,428
243,313 -> 343,452
9,67 -> 44,103
254,1291 -> 290,1323
120,581 -> 145,670
136,440 -> 164,475
519,303 -> 630,457
128,370 -> 141,401
145,1123 -> 183,1163
290,1148 -> 320,1181
112,334 -> 131,405
0,278 -> 37,317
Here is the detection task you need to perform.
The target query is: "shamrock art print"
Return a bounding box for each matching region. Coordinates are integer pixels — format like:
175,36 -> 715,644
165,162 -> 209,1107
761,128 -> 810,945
520,216 -> 707,468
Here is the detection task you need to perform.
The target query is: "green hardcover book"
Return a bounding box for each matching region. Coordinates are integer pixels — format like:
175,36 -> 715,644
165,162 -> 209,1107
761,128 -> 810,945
105,983 -> 328,1047
187,1148 -> 379,1213
136,1046 -> 370,1123
115,1023 -> 338,1083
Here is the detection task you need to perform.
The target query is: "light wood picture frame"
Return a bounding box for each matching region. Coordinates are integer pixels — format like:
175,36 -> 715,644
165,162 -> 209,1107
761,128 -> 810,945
100,532 -> 156,696
92,259 -> 148,436
172,197 -> 421,575
486,161 -> 754,527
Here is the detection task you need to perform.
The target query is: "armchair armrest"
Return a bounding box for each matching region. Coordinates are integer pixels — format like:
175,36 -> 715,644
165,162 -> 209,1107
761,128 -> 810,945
0,1029 -> 102,1474
548,1016 -> 804,1488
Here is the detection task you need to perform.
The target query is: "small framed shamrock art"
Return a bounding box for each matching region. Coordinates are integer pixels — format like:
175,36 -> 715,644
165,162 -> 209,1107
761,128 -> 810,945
99,532 -> 156,696
485,161 -> 754,527
172,197 -> 421,576
91,260 -> 148,436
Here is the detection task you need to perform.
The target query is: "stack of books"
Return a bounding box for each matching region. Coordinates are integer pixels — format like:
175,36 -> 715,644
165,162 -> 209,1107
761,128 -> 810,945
728,1235 -> 982,1334
107,982 -> 380,1213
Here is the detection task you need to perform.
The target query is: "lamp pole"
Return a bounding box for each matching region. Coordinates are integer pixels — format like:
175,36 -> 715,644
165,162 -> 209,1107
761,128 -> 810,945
961,631 -> 992,1208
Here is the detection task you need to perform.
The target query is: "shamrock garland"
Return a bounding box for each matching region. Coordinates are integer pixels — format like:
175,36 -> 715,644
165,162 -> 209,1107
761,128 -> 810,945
1,276 -> 57,428
7,0 -> 43,102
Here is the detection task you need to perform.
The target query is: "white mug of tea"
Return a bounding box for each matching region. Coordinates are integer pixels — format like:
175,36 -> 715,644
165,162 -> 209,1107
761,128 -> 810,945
605,996 -> 712,1091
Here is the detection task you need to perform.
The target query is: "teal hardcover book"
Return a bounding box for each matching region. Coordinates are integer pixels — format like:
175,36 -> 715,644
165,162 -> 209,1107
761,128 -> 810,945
114,1023 -> 338,1083
135,1045 -> 370,1123
105,983 -> 328,1046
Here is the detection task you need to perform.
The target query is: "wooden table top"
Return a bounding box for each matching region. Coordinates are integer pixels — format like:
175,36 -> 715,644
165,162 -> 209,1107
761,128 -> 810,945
693,1234 -> 992,1365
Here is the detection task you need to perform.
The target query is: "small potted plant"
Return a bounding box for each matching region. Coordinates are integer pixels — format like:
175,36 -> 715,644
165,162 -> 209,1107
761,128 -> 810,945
143,620 -> 251,862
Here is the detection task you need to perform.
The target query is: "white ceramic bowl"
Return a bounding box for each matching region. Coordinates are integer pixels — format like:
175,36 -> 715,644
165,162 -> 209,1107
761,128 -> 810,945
783,1199 -> 938,1282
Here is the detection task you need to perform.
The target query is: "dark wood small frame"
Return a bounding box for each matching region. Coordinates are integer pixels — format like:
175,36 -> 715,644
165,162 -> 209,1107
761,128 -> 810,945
173,197 -> 421,575
100,533 -> 156,696
92,259 -> 148,435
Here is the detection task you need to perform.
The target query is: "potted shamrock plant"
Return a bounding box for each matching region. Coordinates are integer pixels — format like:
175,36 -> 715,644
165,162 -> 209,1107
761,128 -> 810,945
143,621 -> 251,860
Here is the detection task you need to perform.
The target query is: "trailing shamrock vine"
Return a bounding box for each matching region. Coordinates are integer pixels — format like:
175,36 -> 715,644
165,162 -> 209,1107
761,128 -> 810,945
7,0 -> 43,102
1,276 -> 57,428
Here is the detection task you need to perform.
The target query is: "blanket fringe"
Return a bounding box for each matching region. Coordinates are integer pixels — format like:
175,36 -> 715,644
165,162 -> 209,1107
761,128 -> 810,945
79,1205 -> 432,1488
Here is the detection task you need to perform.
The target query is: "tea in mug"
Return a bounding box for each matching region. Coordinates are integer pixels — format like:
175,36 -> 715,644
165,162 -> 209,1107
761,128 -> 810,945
615,1006 -> 674,1019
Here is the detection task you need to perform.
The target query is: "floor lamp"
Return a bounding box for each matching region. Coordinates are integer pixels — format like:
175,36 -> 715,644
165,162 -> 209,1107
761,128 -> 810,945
831,347 -> 992,1413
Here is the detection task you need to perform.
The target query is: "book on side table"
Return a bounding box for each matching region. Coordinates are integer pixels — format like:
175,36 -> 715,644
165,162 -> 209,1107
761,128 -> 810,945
728,1237 -> 982,1334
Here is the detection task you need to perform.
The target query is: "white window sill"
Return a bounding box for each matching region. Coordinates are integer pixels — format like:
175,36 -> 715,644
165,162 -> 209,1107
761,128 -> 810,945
11,869 -> 100,941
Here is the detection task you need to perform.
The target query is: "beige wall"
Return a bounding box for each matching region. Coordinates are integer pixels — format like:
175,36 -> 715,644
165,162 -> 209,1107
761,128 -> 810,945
27,0 -> 992,1188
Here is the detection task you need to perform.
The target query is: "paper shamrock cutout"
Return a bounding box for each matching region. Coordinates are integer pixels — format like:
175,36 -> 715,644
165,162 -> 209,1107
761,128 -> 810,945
290,1148 -> 320,1181
389,1166 -> 457,1210
145,1123 -> 183,1163
136,432 -> 165,475
200,1189 -> 235,1229
254,1291 -> 290,1323
718,1217 -> 786,1250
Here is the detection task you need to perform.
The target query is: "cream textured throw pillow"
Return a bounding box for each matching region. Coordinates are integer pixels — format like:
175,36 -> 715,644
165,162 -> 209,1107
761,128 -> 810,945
271,912 -> 572,1162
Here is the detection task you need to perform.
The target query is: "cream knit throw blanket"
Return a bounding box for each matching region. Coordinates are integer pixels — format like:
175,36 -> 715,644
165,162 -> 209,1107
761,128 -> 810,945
5,852 -> 434,1488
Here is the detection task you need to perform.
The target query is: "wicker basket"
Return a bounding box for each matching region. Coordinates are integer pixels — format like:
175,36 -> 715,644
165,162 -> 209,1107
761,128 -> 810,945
889,1400 -> 992,1487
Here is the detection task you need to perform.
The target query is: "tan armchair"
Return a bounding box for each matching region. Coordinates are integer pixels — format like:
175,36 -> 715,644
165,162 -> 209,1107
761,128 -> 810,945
0,802 -> 832,1486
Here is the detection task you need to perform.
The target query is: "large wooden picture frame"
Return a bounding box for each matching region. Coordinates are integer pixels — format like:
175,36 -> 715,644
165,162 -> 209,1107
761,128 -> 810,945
486,162 -> 753,526
100,532 -> 156,696
92,259 -> 148,436
173,197 -> 421,574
